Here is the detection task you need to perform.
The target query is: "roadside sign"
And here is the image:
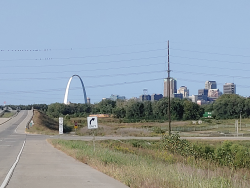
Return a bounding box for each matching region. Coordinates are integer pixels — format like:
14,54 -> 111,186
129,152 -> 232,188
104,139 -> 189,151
59,117 -> 63,134
74,121 -> 78,129
29,120 -> 34,127
87,116 -> 98,129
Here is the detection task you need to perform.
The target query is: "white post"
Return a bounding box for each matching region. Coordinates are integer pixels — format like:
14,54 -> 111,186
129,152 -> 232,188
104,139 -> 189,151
240,112 -> 242,131
236,120 -> 238,137
59,117 -> 63,135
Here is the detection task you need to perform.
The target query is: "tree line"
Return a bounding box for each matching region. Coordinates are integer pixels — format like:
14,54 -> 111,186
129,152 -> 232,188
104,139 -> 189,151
3,94 -> 250,120
40,97 -> 204,121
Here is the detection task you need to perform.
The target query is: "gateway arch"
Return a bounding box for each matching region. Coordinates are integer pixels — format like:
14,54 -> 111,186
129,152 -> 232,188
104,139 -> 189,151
64,75 -> 87,104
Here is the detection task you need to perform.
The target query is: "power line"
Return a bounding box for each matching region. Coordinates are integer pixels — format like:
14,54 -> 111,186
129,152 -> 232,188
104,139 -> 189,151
0,70 -> 166,81
171,41 -> 250,51
0,41 -> 168,52
0,47 -> 167,63
174,70 -> 250,80
0,77 -> 165,95
171,48 -> 250,58
0,62 -> 166,75
0,55 -> 166,69
173,62 -> 250,72
171,55 -> 250,65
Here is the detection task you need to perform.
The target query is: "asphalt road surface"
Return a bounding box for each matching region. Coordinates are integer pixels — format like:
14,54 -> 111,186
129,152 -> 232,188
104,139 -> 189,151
0,110 -> 29,187
0,110 -> 128,188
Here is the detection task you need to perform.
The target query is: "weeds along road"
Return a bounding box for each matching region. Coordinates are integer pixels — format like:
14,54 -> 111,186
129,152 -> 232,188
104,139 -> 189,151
0,110 -> 128,188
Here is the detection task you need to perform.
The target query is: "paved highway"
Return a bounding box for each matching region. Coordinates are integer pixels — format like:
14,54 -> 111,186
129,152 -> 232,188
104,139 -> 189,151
0,110 -> 30,187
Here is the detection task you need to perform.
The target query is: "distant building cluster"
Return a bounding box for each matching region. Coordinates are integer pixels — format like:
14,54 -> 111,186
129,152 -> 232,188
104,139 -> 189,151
139,94 -> 163,102
102,79 -> 236,106
109,94 -> 126,101
162,78 -> 236,105
190,81 -> 236,105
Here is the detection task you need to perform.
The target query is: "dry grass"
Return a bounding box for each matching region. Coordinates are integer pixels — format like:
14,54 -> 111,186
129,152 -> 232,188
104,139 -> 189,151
26,110 -> 59,135
49,139 -> 250,188
63,116 -> 250,137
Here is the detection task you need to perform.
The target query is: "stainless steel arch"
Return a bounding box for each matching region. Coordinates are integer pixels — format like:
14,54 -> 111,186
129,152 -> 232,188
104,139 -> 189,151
64,75 -> 87,104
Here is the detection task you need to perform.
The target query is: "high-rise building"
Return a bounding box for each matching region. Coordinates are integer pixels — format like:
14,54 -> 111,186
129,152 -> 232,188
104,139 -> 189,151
151,94 -> 163,101
189,95 -> 198,103
177,86 -> 189,98
205,81 -> 217,90
197,95 -> 208,101
198,89 -> 208,96
140,95 -> 151,101
174,93 -> 183,99
208,89 -> 222,99
223,83 -> 236,94
164,78 -> 177,97
110,94 -> 126,101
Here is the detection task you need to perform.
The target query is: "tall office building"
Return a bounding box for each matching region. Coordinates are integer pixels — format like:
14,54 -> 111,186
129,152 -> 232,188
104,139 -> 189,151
110,94 -> 126,101
177,86 -> 189,98
208,89 -> 221,99
205,81 -> 217,89
223,83 -> 236,94
164,78 -> 177,97
140,95 -> 151,101
151,94 -> 163,101
198,89 -> 208,96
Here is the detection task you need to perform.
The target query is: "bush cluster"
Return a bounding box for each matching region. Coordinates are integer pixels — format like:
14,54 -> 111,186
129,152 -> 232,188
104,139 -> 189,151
162,134 -> 250,169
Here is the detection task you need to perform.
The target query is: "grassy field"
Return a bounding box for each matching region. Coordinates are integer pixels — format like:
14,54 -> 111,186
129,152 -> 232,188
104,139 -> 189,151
49,138 -> 250,188
28,110 -> 250,138
63,116 -> 250,137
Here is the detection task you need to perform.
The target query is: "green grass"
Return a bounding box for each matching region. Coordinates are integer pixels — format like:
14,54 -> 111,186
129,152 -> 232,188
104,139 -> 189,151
0,112 -> 15,118
49,139 -> 250,188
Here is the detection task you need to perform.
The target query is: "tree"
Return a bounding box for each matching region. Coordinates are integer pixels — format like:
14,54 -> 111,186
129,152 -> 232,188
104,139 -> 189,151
126,101 -> 144,119
143,101 -> 153,119
213,94 -> 245,119
96,99 -> 116,114
183,100 -> 203,120
170,98 -> 184,120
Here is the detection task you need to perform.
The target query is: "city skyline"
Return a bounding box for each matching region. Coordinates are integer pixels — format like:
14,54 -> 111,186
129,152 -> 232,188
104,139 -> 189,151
102,79 -> 237,104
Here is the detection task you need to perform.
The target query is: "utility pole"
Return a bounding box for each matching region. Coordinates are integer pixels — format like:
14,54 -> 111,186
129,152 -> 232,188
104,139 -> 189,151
167,40 -> 171,136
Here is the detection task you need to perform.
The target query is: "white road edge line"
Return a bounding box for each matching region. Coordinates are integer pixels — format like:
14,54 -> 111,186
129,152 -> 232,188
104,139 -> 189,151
0,140 -> 26,188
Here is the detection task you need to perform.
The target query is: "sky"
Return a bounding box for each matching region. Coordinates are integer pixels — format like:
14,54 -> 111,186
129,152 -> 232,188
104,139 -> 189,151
0,1 -> 250,105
